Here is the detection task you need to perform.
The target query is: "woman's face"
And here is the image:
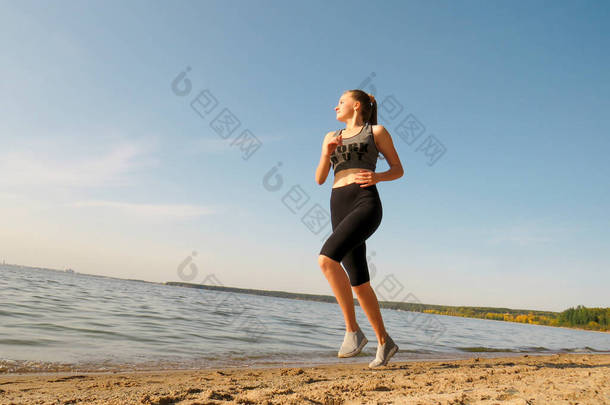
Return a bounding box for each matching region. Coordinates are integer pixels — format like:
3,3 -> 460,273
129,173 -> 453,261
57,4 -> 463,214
335,93 -> 358,122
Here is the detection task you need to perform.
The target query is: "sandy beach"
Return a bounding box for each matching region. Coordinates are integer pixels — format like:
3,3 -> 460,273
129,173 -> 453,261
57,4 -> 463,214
0,353 -> 608,404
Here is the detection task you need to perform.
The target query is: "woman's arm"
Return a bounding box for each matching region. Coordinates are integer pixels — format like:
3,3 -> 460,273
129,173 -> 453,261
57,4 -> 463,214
372,125 -> 404,182
315,132 -> 335,185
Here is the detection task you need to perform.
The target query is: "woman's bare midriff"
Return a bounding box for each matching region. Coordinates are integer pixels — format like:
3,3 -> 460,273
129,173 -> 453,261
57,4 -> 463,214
332,168 -> 374,188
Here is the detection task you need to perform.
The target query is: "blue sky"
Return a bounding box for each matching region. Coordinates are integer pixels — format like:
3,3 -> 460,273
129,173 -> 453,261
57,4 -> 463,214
1,0 -> 608,312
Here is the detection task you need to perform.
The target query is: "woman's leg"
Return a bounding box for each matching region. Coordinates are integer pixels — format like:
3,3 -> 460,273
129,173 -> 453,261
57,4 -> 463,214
352,281 -> 388,345
318,255 -> 359,333
341,242 -> 389,345
318,184 -> 366,333
319,184 -> 382,333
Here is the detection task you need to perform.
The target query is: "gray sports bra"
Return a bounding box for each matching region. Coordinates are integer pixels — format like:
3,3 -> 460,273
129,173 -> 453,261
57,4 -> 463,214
329,122 -> 379,175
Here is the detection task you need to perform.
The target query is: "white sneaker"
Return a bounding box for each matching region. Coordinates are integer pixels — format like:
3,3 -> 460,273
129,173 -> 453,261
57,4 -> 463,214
368,334 -> 399,368
337,327 -> 368,358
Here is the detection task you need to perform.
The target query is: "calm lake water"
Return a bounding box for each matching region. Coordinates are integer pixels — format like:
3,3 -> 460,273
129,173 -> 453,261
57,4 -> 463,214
1,264 -> 608,374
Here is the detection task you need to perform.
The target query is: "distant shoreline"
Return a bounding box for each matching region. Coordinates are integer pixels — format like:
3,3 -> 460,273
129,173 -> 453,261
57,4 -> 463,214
164,281 -> 610,334
3,262 -> 608,333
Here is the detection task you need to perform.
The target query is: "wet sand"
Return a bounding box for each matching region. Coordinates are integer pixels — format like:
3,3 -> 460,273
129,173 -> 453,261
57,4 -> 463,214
0,353 -> 608,404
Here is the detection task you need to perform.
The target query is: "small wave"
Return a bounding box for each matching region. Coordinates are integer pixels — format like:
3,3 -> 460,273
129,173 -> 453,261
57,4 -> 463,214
0,338 -> 57,347
560,346 -> 610,353
519,346 -> 551,352
458,346 -> 610,354
457,347 -> 518,353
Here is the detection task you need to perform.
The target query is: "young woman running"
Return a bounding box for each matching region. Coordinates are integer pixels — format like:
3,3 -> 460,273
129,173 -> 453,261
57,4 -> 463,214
315,89 -> 404,368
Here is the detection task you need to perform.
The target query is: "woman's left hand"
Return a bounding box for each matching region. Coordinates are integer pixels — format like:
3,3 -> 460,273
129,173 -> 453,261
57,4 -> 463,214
355,170 -> 379,187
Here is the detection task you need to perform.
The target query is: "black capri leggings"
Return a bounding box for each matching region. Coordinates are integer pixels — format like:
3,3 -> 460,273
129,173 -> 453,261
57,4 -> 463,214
319,182 -> 383,287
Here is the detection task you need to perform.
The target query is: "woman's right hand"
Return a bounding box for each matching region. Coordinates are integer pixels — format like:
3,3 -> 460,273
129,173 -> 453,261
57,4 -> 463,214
325,135 -> 342,157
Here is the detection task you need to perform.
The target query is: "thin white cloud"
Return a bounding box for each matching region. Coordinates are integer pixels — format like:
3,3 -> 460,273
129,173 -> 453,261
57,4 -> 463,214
67,200 -> 217,219
0,139 -> 157,189
486,223 -> 556,246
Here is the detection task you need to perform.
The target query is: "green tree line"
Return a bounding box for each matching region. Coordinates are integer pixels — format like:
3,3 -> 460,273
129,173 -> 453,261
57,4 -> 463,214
419,305 -> 609,332
557,305 -> 609,331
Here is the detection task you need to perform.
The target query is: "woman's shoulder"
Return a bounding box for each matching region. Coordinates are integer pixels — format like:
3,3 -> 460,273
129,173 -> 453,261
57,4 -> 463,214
371,124 -> 392,141
370,123 -> 387,134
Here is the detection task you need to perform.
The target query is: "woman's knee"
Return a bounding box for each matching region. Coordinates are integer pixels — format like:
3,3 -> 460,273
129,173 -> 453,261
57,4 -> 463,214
352,280 -> 371,293
318,254 -> 338,270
